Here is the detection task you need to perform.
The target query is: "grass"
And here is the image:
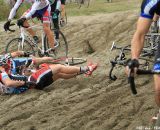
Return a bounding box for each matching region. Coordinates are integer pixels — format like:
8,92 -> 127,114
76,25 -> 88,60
0,0 -> 30,21
66,0 -> 142,16
0,0 -> 141,21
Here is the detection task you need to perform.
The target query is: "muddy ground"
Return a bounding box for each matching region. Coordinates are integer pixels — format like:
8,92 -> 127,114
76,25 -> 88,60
0,5 -> 157,130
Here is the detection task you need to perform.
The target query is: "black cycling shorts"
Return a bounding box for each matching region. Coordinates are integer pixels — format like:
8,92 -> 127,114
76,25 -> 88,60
29,65 -> 54,90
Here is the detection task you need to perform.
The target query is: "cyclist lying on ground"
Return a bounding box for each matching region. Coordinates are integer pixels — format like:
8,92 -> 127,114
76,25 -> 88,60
0,52 -> 98,94
4,0 -> 55,50
1,51 -> 53,75
126,0 -> 160,117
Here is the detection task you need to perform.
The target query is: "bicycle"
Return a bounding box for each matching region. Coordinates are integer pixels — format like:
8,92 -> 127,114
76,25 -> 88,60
5,22 -> 68,59
109,42 -> 154,81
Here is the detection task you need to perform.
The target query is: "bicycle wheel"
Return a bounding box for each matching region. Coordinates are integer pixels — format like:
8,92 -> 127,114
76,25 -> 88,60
67,57 -> 87,65
47,57 -> 87,65
5,38 -> 35,55
44,29 -> 68,59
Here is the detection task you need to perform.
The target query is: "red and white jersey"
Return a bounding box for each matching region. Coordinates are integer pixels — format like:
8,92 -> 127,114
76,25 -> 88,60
8,0 -> 50,20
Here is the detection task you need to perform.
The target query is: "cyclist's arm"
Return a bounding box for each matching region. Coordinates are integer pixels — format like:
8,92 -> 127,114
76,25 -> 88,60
8,0 -> 23,20
1,71 -> 25,88
131,17 -> 152,59
10,51 -> 26,58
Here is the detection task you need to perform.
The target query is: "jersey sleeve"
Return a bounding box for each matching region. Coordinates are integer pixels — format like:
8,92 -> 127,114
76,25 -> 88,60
8,0 -> 23,20
140,0 -> 156,19
56,0 -> 61,10
24,1 -> 41,19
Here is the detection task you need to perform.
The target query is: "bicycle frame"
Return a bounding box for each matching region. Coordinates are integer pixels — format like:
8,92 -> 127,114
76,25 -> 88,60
18,25 -> 47,55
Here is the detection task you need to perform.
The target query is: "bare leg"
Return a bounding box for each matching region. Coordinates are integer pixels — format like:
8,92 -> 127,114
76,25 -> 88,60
32,57 -> 54,65
23,21 -> 36,36
43,23 -> 55,48
61,4 -> 65,20
53,73 -> 77,81
49,64 -> 80,74
154,75 -> 160,107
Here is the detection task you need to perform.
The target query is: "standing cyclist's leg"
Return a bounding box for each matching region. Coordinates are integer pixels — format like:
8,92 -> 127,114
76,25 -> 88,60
154,75 -> 160,107
52,15 -> 60,40
42,6 -> 55,49
153,42 -> 160,107
21,9 -> 39,43
61,0 -> 66,22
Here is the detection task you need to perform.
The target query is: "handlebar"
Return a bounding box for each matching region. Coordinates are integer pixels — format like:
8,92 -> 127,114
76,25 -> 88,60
110,42 -> 131,51
8,21 -> 43,32
109,59 -> 127,81
8,23 -> 16,32
8,22 -> 29,32
128,68 -> 137,95
128,69 -> 160,95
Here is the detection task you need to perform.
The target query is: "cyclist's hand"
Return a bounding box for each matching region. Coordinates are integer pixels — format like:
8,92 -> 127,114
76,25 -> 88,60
125,59 -> 139,77
4,20 -> 11,31
17,18 -> 26,27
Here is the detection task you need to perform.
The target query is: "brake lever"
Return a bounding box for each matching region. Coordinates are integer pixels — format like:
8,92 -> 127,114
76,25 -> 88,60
128,68 -> 137,95
8,23 -> 16,32
109,61 -> 117,81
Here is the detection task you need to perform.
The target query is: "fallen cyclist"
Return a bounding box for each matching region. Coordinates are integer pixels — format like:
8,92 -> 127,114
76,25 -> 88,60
1,51 -> 54,75
0,52 -> 98,94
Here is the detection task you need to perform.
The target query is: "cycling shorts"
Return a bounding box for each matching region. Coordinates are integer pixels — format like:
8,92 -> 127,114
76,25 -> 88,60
28,64 -> 53,90
140,0 -> 160,19
23,5 -> 51,23
61,0 -> 66,5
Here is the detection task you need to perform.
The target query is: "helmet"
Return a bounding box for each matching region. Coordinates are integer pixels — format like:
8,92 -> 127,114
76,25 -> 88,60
0,53 -> 12,66
0,57 -> 8,66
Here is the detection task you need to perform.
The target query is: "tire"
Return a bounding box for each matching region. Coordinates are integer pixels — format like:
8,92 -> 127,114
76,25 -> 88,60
5,38 -> 35,55
66,57 -> 87,65
43,57 -> 87,65
44,29 -> 68,59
